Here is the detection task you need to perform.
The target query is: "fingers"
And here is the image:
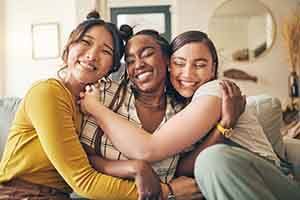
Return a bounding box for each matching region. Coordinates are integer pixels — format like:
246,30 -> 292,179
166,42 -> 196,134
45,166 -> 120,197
224,81 -> 234,96
220,80 -> 242,97
91,84 -> 96,92
138,193 -> 160,200
226,80 -> 240,96
175,191 -> 204,200
94,82 -> 100,88
85,85 -> 92,92
79,92 -> 85,98
219,81 -> 229,97
85,84 -> 99,94
190,193 -> 204,200
243,95 -> 247,111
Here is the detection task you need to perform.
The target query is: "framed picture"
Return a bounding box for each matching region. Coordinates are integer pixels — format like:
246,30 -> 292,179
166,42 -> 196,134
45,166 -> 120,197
111,6 -> 171,41
31,23 -> 60,60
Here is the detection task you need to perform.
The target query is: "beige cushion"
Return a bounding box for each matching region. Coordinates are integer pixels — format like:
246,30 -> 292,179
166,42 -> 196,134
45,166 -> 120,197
247,95 -> 285,160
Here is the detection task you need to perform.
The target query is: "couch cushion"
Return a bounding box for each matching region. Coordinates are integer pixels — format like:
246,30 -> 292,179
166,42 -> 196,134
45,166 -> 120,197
247,95 -> 285,160
0,97 -> 22,157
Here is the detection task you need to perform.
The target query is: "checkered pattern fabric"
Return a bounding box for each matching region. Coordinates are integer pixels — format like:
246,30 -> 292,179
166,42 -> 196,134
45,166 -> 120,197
80,81 -> 179,183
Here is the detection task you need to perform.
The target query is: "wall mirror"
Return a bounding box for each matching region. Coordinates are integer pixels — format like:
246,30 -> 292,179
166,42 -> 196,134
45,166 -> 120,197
208,0 -> 276,63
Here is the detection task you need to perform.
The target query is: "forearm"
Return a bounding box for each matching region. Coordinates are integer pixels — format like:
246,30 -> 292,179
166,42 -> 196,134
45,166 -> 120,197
91,102 -> 155,160
89,155 -> 146,179
89,97 -> 221,162
175,127 -> 225,177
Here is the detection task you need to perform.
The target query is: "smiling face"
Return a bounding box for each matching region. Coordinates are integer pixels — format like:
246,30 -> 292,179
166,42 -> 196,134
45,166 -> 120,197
170,41 -> 216,98
67,25 -> 114,85
125,35 -> 168,93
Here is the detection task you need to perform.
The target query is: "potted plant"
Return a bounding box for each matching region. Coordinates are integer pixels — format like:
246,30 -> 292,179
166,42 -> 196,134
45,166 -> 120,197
283,6 -> 300,108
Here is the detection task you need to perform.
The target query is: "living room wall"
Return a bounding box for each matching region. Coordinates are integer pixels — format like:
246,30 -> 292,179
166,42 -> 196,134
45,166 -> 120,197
1,0 -> 77,97
106,0 -> 299,104
174,0 -> 299,105
0,0 -> 5,97
1,0 -> 300,104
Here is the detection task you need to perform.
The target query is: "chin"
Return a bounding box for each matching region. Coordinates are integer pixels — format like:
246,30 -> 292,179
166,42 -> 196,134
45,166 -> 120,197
134,82 -> 157,93
138,86 -> 156,93
177,89 -> 195,98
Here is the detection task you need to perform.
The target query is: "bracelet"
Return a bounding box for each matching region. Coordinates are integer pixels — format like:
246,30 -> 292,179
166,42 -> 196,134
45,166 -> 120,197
216,123 -> 233,138
166,183 -> 176,200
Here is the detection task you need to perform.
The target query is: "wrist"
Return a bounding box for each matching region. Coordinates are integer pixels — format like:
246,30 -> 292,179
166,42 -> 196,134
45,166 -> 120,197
166,183 -> 176,200
216,122 -> 233,139
90,103 -> 105,119
219,119 -> 232,129
132,160 -> 148,178
161,183 -> 169,200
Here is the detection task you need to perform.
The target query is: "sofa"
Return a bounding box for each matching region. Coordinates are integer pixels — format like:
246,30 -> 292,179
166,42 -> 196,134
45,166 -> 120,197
0,95 -> 300,182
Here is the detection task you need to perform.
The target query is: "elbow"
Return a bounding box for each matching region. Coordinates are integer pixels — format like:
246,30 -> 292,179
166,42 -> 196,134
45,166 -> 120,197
70,181 -> 95,199
66,170 -> 101,199
72,189 -> 90,199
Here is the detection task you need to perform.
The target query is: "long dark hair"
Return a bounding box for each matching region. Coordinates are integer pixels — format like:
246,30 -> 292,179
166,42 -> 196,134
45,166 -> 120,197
168,30 -> 219,106
58,10 -> 125,78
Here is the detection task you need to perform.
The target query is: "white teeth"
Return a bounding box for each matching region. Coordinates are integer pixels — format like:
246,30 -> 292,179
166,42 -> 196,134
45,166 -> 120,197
137,72 -> 152,80
180,80 -> 196,87
79,62 -> 96,71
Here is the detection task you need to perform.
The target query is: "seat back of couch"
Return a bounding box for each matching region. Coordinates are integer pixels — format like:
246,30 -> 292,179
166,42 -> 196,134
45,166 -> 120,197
0,95 -> 288,163
0,97 -> 22,157
247,95 -> 285,160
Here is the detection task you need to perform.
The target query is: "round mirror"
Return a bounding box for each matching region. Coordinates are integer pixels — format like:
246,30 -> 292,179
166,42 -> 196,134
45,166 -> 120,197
208,0 -> 276,63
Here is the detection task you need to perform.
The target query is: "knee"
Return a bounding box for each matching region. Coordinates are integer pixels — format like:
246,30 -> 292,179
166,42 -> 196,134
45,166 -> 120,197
194,144 -> 237,181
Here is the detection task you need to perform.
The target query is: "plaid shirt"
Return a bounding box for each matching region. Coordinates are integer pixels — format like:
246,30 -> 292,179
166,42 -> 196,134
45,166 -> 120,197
80,81 -> 179,183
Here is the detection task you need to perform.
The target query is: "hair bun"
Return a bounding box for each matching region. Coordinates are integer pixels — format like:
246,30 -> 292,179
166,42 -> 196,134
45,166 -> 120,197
86,10 -> 101,20
119,24 -> 133,41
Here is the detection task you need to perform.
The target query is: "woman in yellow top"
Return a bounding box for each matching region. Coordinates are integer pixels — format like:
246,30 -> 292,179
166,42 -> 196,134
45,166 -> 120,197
0,11 -> 163,200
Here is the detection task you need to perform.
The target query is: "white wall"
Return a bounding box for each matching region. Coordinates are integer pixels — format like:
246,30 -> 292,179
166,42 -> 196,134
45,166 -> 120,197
248,15 -> 266,51
107,0 -> 177,38
2,0 -> 299,104
175,0 -> 299,104
0,0 -> 5,97
3,0 -> 77,97
210,17 -> 249,59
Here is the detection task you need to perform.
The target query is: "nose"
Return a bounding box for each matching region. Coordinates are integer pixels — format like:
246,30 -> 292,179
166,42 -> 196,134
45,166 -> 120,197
181,63 -> 194,77
85,47 -> 98,62
134,58 -> 145,70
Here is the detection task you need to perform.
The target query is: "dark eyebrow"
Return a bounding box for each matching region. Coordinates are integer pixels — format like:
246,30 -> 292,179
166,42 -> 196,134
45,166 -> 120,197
140,46 -> 155,53
83,35 -> 114,52
194,58 -> 208,62
172,56 -> 186,61
126,46 -> 155,58
172,57 -> 208,62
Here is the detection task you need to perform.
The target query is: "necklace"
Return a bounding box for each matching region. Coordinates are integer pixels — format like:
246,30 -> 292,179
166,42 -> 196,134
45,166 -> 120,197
135,95 -> 166,111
